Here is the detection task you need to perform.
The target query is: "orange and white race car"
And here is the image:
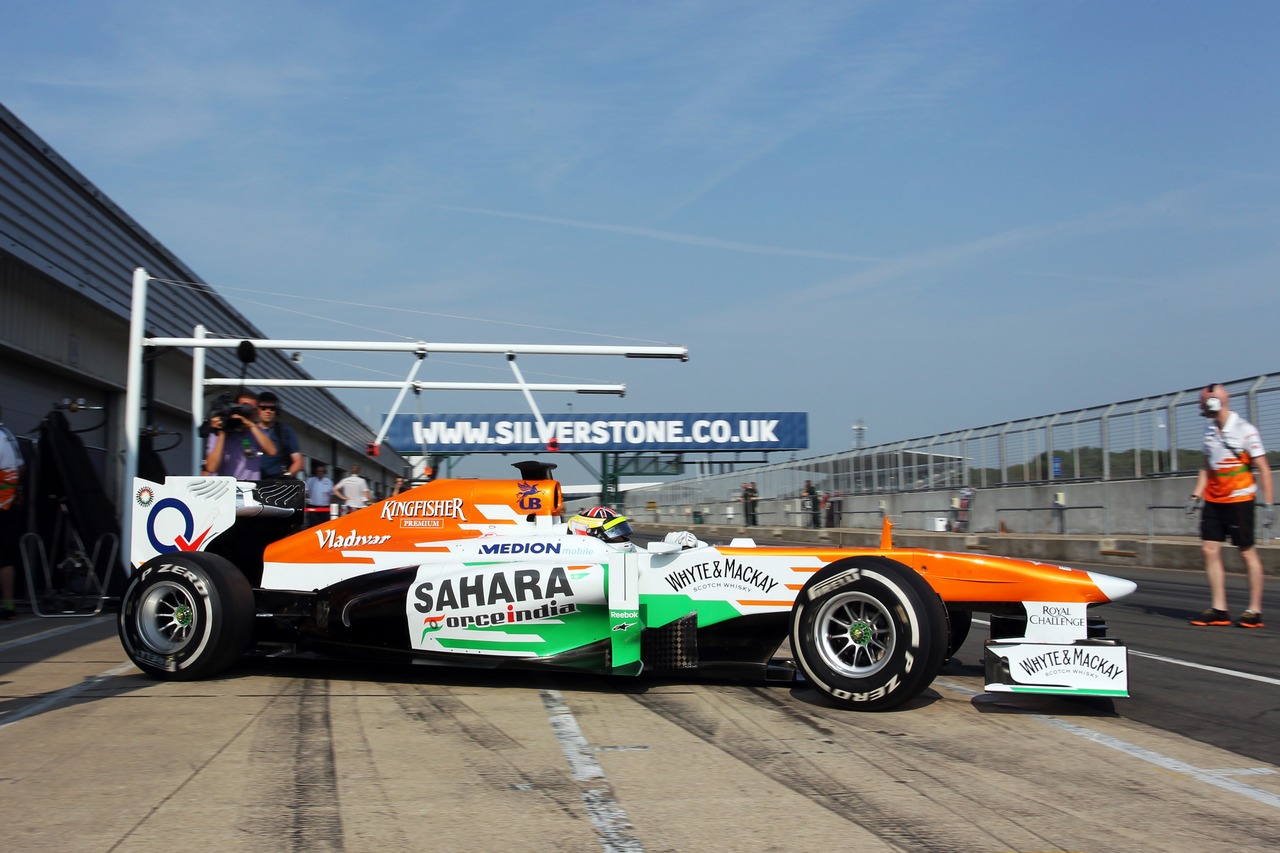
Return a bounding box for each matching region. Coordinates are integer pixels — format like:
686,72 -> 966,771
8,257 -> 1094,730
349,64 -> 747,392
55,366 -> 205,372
120,462 -> 1134,711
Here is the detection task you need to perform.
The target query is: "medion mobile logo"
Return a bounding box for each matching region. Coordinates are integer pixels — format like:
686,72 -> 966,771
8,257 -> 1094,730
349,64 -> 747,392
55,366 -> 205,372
479,542 -> 562,555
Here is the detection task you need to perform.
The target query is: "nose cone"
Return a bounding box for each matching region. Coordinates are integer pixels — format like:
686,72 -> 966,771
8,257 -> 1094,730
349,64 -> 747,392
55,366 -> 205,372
1087,571 -> 1137,602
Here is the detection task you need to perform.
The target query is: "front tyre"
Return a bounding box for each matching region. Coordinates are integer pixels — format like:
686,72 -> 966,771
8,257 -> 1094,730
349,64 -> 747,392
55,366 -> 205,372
791,556 -> 948,711
119,552 -> 255,680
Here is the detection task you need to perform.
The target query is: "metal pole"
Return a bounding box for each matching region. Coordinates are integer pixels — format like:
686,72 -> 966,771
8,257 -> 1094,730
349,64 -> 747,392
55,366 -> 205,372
507,354 -> 548,437
200,378 -> 625,392
145,337 -> 687,358
371,351 -> 427,452
121,267 -> 150,572
190,324 -> 207,476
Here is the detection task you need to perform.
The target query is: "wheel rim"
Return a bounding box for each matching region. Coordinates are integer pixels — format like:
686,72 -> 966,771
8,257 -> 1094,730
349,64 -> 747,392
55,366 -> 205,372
136,580 -> 198,654
813,591 -> 896,676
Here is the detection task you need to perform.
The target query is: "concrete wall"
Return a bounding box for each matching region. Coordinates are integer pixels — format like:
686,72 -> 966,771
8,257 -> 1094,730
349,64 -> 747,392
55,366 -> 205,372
636,476 -> 1237,539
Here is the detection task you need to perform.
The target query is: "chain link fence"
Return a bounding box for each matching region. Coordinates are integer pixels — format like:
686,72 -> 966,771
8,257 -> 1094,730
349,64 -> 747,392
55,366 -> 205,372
623,374 -> 1280,538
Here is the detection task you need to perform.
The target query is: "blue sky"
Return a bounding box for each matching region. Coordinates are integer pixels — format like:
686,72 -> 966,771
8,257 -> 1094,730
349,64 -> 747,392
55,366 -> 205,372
4,1 -> 1280,473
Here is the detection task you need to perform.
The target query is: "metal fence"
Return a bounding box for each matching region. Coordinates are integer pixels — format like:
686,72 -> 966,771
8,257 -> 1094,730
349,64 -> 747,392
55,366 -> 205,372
623,373 -> 1280,536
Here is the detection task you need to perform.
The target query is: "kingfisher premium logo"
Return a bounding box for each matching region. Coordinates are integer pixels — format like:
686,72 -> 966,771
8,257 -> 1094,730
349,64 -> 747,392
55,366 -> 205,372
379,497 -> 467,523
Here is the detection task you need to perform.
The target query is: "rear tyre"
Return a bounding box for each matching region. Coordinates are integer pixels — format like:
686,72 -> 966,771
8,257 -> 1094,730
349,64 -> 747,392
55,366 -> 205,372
791,556 -> 949,711
118,552 -> 255,680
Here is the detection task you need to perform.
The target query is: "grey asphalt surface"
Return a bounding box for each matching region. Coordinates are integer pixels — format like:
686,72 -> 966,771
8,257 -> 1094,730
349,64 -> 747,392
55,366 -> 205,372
1,545 -> 1278,851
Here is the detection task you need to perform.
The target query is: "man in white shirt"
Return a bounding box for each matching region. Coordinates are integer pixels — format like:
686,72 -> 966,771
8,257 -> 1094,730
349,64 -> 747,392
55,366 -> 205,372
304,462 -> 335,527
333,465 -> 371,516
1187,383 -> 1274,628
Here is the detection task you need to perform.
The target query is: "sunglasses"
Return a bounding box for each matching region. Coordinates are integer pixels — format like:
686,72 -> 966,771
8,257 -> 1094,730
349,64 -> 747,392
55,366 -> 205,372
259,404 -> 278,411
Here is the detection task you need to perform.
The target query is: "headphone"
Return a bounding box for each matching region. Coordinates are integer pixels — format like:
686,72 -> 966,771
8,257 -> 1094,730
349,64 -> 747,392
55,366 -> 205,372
1203,384 -> 1223,413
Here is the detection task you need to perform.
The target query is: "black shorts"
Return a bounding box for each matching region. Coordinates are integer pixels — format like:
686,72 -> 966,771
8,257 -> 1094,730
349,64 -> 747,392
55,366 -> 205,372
1201,499 -> 1257,549
0,508 -> 24,568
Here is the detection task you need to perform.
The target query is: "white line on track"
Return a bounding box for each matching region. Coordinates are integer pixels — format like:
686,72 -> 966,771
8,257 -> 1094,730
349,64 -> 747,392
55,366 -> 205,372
540,688 -> 644,853
0,615 -> 113,650
973,617 -> 1280,686
933,678 -> 1280,810
1129,649 -> 1280,686
962,617 -> 1280,804
0,662 -> 137,730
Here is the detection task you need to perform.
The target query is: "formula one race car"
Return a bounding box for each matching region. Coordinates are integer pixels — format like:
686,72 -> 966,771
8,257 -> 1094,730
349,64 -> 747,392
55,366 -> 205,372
119,463 -> 1135,711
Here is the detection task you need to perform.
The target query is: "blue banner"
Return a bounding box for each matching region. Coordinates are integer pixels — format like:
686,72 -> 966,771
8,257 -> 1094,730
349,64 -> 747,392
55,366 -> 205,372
384,412 -> 808,453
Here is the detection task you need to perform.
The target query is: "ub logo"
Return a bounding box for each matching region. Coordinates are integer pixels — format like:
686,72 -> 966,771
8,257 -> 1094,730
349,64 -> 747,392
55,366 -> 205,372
517,481 -> 542,511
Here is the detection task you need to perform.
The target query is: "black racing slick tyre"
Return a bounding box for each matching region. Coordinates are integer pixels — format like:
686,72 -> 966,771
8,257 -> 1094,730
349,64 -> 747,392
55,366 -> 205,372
946,608 -> 973,659
118,552 -> 255,680
791,556 -> 949,711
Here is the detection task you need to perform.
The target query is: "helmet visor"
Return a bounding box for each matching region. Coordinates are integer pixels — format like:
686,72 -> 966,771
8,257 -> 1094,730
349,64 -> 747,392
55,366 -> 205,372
600,515 -> 632,542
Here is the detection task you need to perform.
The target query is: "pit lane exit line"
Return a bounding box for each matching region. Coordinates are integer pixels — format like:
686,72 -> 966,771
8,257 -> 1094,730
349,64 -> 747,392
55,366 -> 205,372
0,662 -> 136,730
933,677 -> 1280,810
1129,650 -> 1280,687
972,618 -> 1280,687
0,615 -> 113,651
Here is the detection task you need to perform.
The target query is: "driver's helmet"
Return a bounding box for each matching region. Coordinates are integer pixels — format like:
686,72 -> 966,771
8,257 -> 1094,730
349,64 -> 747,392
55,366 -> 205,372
567,505 -> 633,543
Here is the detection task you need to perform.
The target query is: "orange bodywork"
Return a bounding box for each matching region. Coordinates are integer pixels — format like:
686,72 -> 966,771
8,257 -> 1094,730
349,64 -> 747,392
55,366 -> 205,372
265,478 -> 562,567
718,545 -> 1121,606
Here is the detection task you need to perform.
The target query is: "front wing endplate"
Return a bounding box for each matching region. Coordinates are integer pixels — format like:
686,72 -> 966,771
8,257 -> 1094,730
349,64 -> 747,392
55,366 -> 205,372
984,638 -> 1128,697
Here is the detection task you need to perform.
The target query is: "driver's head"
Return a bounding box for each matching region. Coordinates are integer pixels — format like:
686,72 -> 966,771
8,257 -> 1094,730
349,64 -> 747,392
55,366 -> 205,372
1200,383 -> 1227,418
568,505 -> 633,543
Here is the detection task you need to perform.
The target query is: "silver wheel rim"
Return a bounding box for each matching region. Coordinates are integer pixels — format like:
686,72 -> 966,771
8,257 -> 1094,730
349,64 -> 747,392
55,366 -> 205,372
813,591 -> 896,677
136,580 -> 198,654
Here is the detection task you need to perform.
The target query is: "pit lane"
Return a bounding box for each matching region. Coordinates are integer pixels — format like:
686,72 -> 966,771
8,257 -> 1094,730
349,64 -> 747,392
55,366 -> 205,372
1,559 -> 1277,852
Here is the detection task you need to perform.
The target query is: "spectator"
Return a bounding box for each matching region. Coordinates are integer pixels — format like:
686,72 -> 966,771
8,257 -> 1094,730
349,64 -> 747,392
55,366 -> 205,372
334,465 -> 371,515
0,413 -> 23,620
305,462 -> 335,527
803,480 -> 820,528
1187,383 -> 1274,628
257,391 -> 303,479
955,486 -> 976,533
203,391 -> 276,480
392,476 -> 407,496
741,481 -> 759,526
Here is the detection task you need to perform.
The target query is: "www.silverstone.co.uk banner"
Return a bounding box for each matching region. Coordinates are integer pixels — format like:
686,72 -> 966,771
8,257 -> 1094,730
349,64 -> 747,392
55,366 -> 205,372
383,412 -> 808,453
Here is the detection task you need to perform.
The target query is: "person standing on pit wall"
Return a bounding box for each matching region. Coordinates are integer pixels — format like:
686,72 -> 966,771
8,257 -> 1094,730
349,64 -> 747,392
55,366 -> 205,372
0,413 -> 24,621
333,465 -> 371,516
1187,383 -> 1274,628
256,391 -> 303,479
304,462 -> 335,527
803,480 -> 820,528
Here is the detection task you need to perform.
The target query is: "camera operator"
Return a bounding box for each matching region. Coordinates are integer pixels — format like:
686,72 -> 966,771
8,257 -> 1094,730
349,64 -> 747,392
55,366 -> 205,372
203,390 -> 277,480
256,391 -> 303,478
